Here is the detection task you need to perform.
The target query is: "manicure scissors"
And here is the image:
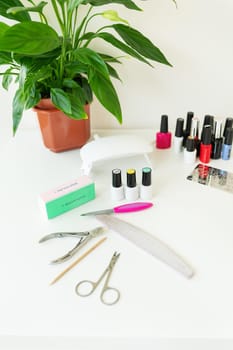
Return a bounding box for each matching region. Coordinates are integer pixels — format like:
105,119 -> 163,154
39,226 -> 104,264
75,251 -> 120,305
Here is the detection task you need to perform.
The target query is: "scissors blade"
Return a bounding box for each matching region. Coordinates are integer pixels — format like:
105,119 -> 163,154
110,251 -> 120,265
97,215 -> 194,279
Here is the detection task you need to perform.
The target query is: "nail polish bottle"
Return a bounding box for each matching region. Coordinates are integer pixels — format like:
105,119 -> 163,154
221,127 -> 233,160
111,168 -> 124,201
184,136 -> 196,164
211,120 -> 223,160
223,117 -> 233,138
183,111 -> 194,146
140,167 -> 152,200
199,125 -> 212,164
125,168 -> 138,201
173,118 -> 184,154
190,117 -> 200,156
156,115 -> 172,149
201,115 -> 214,142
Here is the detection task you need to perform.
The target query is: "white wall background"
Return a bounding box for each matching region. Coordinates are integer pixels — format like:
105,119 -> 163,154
1,0 -> 233,137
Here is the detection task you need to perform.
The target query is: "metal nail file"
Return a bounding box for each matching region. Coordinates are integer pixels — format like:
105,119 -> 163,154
97,215 -> 194,279
81,202 -> 153,216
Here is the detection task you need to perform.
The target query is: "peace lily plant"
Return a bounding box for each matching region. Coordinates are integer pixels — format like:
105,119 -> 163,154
0,0 -> 172,135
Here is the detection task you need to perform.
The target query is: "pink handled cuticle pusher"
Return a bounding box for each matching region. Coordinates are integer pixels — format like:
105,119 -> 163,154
80,202 -> 153,216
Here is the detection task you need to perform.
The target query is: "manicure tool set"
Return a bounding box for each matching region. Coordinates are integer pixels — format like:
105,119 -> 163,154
39,198 -> 194,305
41,119 -> 233,305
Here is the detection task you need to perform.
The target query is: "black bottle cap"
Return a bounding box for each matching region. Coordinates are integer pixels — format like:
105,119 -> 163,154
224,127 -> 233,145
202,125 -> 212,145
203,115 -> 214,128
112,168 -> 122,188
185,111 -> 194,133
175,118 -> 184,137
201,115 -> 214,141
186,136 -> 195,152
160,115 -> 168,133
142,167 -> 152,186
223,118 -> 233,138
127,169 -> 136,188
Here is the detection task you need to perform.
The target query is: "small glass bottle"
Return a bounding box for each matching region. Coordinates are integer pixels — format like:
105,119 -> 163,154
140,167 -> 152,200
111,168 -> 124,201
156,115 -> 172,149
125,169 -> 138,201
184,136 -> 196,164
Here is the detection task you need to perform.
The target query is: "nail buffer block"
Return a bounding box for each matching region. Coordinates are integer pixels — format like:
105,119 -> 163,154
39,176 -> 95,219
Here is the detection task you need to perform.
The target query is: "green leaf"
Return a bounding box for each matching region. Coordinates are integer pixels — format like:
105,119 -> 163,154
51,88 -> 72,115
63,78 -> 81,89
7,2 -> 47,15
12,87 -> 25,135
0,22 -> 9,36
74,48 -> 109,78
65,61 -> 88,77
80,77 -> 93,103
23,69 -> 46,109
24,83 -> 41,109
105,63 -> 121,81
24,66 -> 53,90
2,68 -> 14,90
0,51 -> 12,65
0,0 -> 31,22
97,32 -> 152,66
83,0 -> 141,11
89,68 -> 122,124
0,22 -> 60,55
98,53 -> 122,64
67,93 -> 87,120
113,24 -> 172,66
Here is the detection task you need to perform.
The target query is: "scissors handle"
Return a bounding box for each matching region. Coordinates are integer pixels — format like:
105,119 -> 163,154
100,286 -> 120,305
75,279 -> 97,297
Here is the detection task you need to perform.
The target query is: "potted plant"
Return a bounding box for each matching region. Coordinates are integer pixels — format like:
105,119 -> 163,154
0,0 -> 172,152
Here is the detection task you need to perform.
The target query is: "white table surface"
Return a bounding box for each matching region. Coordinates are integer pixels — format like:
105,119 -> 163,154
0,128 -> 233,349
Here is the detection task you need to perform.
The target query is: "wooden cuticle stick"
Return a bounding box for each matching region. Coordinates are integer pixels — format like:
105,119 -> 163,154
50,237 -> 107,285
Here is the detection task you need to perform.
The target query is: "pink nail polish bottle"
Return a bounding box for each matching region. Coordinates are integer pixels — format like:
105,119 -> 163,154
156,115 -> 172,149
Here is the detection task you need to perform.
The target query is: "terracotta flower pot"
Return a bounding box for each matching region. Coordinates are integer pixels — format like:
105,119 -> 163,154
34,99 -> 91,152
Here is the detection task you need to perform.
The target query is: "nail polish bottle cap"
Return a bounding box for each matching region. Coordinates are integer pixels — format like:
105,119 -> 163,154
223,118 -> 233,138
203,115 -> 214,128
127,169 -> 136,187
186,136 -> 195,152
224,127 -> 233,145
112,168 -> 122,188
202,125 -> 212,145
185,111 -> 194,133
160,115 -> 168,133
142,167 -> 152,186
175,118 -> 184,137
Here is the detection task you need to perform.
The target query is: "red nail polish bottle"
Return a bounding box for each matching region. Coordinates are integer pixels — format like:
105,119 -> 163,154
199,125 -> 212,163
156,115 -> 172,149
